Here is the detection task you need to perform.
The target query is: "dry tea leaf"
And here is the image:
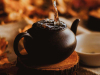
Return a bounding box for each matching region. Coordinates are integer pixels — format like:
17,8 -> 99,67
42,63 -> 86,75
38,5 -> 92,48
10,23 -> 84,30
19,25 -> 32,33
20,49 -> 28,55
0,58 -> 9,65
0,37 -> 9,65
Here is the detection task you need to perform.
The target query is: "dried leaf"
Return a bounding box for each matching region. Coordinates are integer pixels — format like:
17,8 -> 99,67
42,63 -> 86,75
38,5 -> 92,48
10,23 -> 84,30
0,58 -> 9,65
19,25 -> 32,33
0,37 -> 9,65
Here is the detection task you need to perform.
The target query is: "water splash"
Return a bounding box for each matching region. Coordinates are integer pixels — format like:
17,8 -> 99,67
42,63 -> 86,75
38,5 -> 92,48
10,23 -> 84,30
52,0 -> 60,25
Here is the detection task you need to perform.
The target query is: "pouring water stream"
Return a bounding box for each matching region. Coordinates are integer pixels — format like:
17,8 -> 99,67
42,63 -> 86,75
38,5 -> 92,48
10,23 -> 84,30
52,0 -> 60,26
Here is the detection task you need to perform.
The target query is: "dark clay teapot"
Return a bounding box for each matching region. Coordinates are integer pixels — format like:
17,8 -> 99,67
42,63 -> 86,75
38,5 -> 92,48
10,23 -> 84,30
13,19 -> 79,65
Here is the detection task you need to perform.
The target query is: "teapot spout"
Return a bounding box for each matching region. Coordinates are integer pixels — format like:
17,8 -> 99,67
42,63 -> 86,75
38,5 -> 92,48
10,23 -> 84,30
71,19 -> 80,35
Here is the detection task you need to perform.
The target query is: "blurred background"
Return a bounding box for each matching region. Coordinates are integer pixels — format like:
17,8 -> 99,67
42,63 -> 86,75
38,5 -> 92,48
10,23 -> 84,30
0,0 -> 100,74
0,0 -> 100,32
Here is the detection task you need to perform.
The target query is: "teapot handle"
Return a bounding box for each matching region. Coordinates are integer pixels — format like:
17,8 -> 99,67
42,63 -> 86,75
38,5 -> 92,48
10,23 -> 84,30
13,32 -> 33,58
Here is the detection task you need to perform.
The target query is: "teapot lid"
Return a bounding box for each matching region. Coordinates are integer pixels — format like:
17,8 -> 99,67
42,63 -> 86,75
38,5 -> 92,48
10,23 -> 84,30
32,19 -> 67,31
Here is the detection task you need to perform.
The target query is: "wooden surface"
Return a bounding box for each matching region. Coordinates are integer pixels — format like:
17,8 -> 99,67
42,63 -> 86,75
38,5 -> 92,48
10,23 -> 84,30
34,51 -> 79,71
16,51 -> 79,75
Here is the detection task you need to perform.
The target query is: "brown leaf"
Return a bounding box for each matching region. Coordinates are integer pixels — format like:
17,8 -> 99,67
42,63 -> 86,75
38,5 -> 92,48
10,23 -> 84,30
0,58 -> 9,65
0,37 -> 9,65
19,25 -> 32,33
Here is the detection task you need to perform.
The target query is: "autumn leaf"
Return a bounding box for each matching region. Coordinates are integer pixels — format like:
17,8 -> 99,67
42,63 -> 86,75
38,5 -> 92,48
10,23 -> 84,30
19,25 -> 32,33
0,37 -> 9,65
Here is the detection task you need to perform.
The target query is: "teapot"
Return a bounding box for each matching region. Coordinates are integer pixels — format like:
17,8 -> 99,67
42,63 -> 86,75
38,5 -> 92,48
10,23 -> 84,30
13,19 -> 79,65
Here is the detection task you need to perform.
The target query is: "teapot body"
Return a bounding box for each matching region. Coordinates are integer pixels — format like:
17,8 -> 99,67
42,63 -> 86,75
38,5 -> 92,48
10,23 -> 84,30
23,27 -> 76,64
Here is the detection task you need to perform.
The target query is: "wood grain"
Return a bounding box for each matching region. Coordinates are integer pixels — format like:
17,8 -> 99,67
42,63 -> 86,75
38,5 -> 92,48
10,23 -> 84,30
17,51 -> 79,75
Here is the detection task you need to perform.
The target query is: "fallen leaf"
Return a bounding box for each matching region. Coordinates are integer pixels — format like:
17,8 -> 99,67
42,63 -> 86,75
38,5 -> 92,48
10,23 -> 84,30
0,37 -> 9,65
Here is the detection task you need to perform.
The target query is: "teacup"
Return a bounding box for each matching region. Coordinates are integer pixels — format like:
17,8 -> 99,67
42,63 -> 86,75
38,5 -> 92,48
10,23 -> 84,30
75,32 -> 100,66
